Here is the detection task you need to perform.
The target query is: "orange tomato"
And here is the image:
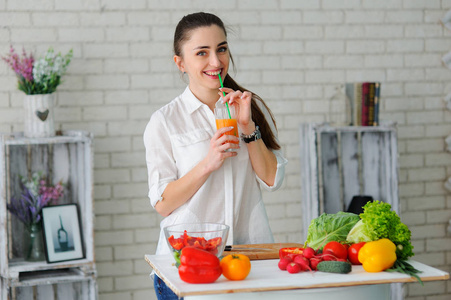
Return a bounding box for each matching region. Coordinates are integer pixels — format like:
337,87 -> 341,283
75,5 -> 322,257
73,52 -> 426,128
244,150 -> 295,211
220,254 -> 251,281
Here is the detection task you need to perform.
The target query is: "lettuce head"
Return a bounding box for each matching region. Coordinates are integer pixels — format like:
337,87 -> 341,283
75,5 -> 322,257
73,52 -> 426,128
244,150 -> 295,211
346,200 -> 414,260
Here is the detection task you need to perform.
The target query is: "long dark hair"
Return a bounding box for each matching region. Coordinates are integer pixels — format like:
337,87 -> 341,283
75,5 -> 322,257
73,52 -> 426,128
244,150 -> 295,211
173,12 -> 280,150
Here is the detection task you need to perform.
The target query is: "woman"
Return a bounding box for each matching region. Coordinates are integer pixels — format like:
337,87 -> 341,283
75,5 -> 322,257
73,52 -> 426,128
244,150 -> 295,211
144,12 -> 287,299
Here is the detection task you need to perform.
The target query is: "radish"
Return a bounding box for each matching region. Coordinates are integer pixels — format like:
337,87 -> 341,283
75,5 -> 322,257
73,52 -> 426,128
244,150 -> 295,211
278,257 -> 292,271
293,255 -> 311,271
303,247 -> 315,260
310,257 -> 322,270
286,262 -> 301,274
321,251 -> 337,261
282,255 -> 293,262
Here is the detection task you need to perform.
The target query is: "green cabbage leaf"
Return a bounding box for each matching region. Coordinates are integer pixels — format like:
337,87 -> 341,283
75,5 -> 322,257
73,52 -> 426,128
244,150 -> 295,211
305,211 -> 360,250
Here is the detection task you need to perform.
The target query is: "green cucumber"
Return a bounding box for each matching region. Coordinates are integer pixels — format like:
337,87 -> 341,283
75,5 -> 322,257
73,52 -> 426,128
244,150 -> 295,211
317,261 -> 352,274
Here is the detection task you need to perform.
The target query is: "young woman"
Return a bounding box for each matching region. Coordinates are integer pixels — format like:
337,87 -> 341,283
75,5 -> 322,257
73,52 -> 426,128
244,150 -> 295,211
144,12 -> 287,299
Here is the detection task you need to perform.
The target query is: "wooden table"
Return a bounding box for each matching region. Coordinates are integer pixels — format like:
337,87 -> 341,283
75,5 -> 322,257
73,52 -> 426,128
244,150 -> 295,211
145,254 -> 449,300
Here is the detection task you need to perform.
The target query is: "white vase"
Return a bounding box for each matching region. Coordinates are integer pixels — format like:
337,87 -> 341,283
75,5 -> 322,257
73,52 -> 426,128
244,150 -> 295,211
23,93 -> 55,138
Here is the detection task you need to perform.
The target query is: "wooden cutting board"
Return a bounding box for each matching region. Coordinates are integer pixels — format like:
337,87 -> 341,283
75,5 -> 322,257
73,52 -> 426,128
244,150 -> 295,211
223,243 -> 304,260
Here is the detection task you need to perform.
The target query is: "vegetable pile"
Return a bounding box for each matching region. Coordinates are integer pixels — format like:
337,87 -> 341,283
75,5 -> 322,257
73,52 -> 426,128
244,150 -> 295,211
278,242 -> 352,274
346,200 -> 414,260
282,200 -> 422,282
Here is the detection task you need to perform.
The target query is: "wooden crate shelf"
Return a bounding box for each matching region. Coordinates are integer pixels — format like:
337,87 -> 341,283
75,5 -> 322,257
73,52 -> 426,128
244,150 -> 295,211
0,131 -> 97,300
14,268 -> 95,287
7,259 -> 95,279
299,122 -> 401,300
3,269 -> 97,300
300,122 -> 399,237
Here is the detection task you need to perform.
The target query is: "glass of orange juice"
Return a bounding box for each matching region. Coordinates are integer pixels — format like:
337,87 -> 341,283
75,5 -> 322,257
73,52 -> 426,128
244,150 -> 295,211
214,105 -> 238,151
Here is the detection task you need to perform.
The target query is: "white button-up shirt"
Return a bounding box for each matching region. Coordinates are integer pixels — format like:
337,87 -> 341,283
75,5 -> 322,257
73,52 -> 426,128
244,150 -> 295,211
144,86 -> 287,255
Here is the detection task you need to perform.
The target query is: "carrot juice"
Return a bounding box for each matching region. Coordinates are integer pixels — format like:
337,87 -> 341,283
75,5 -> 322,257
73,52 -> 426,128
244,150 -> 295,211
216,118 -> 238,144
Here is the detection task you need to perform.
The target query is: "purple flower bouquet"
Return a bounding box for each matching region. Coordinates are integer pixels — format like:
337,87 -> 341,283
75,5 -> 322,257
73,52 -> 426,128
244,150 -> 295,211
7,172 -> 64,227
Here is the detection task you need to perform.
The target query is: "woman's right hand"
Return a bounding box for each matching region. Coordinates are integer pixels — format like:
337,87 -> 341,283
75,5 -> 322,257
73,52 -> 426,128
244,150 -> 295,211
203,126 -> 240,173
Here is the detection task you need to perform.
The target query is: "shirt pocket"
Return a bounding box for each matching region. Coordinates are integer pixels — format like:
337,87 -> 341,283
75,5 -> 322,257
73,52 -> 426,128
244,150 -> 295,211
170,128 -> 212,174
171,128 -> 211,147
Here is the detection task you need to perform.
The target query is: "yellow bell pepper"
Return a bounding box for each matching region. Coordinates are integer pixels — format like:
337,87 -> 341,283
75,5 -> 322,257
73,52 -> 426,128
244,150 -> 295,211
358,238 -> 396,272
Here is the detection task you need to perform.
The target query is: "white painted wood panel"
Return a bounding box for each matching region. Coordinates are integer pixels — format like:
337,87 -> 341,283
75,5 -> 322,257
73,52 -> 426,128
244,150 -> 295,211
36,284 -> 54,300
340,131 -> 360,209
361,131 -> 383,200
320,132 -> 342,213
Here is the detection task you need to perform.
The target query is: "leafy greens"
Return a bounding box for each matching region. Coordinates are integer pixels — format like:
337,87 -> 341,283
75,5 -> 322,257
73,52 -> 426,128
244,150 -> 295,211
305,212 -> 360,250
346,200 -> 414,260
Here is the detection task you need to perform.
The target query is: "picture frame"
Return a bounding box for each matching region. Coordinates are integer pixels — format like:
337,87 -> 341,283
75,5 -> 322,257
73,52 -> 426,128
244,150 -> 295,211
41,204 -> 84,263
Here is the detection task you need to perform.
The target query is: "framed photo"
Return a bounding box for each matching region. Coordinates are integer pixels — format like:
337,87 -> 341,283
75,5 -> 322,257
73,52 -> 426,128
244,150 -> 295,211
42,204 -> 84,263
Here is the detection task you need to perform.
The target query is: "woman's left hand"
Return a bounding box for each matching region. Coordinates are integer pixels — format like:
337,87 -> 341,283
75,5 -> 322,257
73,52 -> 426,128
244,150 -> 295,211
219,88 -> 278,187
219,88 -> 255,133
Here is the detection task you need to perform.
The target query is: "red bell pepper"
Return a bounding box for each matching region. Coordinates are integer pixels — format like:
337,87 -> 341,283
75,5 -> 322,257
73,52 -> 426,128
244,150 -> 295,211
204,237 -> 222,254
279,247 -> 304,259
178,247 -> 222,284
168,235 -> 184,250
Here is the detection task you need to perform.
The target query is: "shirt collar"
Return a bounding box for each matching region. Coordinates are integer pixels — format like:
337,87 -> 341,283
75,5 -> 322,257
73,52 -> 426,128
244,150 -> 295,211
182,86 -> 220,115
182,86 -> 204,115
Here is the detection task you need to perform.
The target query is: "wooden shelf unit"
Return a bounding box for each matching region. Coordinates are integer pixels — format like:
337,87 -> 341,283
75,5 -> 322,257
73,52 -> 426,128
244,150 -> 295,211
0,131 -> 97,300
299,122 -> 399,236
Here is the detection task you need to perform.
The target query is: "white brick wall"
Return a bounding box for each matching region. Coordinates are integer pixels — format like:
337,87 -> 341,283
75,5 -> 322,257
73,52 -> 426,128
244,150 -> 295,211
1,1 -> 451,299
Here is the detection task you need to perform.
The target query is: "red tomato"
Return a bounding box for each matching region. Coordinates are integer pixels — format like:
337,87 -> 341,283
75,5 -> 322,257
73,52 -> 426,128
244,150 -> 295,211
322,241 -> 348,260
348,242 -> 366,265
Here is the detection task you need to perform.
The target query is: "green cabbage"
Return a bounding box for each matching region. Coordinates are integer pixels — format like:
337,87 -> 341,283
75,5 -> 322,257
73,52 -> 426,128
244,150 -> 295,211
305,212 -> 360,250
346,200 -> 414,260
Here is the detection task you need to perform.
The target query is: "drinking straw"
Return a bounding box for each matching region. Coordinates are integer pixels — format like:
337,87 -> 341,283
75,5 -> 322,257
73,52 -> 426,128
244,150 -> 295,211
218,73 -> 232,119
